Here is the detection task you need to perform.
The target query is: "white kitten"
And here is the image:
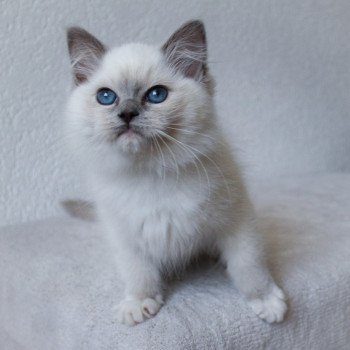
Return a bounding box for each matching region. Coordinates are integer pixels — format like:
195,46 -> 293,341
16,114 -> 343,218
65,20 -> 287,326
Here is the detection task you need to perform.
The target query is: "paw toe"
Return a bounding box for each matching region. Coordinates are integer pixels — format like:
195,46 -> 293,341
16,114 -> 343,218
116,295 -> 163,326
248,286 -> 287,323
142,295 -> 163,318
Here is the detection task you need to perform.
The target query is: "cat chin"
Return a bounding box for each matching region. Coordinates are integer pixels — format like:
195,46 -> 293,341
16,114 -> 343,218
116,131 -> 146,154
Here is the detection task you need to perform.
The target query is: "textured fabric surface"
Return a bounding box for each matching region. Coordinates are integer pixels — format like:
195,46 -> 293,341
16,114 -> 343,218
1,0 -> 350,226
1,173 -> 350,349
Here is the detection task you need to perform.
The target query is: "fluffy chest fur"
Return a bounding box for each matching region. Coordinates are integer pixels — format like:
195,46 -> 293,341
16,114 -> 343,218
94,169 -> 220,268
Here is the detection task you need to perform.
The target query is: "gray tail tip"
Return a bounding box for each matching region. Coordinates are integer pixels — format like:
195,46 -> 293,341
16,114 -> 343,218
61,199 -> 97,222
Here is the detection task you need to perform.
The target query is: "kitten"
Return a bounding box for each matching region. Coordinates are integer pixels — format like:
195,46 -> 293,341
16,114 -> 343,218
65,20 -> 287,326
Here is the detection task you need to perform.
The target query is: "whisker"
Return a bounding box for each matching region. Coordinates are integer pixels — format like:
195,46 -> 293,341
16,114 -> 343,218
156,129 -> 211,198
179,140 -> 233,204
153,134 -> 166,182
164,125 -> 223,145
157,136 -> 180,184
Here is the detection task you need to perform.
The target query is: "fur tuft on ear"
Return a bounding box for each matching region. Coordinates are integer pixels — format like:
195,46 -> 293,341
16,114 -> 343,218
67,27 -> 106,85
162,20 -> 207,81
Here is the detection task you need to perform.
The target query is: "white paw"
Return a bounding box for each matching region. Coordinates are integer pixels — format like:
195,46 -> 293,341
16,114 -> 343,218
116,295 -> 164,326
248,285 -> 287,323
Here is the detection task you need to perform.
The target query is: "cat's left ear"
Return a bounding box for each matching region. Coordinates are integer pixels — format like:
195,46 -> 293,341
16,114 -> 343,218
67,27 -> 106,85
162,20 -> 207,81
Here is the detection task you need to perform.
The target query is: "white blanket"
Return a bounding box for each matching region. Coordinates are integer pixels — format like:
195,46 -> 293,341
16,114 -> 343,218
1,173 -> 350,349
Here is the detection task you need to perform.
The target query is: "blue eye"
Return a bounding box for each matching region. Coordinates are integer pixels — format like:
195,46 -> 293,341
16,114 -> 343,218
146,86 -> 168,104
96,88 -> 117,105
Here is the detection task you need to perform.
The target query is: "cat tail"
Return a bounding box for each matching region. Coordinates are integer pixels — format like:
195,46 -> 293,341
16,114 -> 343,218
61,199 -> 97,222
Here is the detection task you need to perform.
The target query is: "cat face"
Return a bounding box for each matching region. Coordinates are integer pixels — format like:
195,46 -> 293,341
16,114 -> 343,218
66,21 -> 216,169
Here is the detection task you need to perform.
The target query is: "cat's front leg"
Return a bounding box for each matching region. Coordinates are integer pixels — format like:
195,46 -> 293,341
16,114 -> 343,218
219,221 -> 287,323
114,246 -> 164,326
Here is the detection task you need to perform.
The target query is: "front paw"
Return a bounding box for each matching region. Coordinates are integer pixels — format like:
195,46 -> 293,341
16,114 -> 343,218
248,285 -> 287,323
116,295 -> 164,326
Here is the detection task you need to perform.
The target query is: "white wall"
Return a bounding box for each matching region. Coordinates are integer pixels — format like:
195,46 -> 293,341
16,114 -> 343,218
1,0 -> 350,226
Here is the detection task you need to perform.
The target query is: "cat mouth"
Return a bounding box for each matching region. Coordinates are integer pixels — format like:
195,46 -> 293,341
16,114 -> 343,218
116,125 -> 143,138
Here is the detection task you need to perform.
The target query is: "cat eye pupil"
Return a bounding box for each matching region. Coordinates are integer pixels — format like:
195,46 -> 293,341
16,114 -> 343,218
96,88 -> 117,105
146,86 -> 168,104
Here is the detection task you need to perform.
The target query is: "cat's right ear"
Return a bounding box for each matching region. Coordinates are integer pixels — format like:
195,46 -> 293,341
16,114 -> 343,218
67,27 -> 106,85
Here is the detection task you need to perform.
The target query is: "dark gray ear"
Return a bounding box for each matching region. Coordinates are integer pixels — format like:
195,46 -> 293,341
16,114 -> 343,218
67,27 -> 106,85
162,20 -> 207,80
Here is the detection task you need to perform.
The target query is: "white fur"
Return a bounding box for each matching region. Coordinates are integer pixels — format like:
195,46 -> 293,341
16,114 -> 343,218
65,25 -> 287,326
